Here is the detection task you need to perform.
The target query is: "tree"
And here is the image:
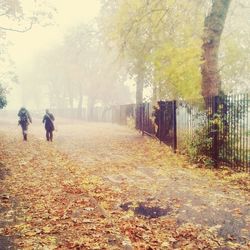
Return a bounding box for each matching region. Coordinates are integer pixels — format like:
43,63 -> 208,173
64,26 -> 131,119
0,30 -> 18,109
100,0 -> 209,102
0,0 -> 55,33
201,0 -> 232,97
219,0 -> 250,93
0,84 -> 7,108
23,23 -> 131,119
0,0 -> 56,109
100,0 -> 152,104
148,0 -> 207,100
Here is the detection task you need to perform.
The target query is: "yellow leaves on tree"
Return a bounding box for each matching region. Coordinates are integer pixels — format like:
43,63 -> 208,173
150,39 -> 202,100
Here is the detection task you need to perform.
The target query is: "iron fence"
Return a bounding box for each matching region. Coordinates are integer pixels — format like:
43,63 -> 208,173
175,94 -> 249,171
118,94 -> 249,172
50,94 -> 249,172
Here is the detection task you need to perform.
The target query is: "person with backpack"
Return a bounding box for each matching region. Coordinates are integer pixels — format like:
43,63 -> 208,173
42,109 -> 55,142
18,107 -> 32,141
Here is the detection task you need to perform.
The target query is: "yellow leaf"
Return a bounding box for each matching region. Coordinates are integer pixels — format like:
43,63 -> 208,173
43,226 -> 52,234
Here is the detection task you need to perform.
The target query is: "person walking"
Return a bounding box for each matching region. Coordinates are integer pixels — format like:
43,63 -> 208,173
42,109 -> 55,142
18,107 -> 32,141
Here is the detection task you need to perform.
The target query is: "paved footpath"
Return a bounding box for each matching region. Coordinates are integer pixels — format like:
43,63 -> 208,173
0,119 -> 249,249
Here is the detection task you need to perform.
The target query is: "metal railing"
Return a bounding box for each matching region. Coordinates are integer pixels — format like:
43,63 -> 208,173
49,94 -> 249,172
109,94 -> 249,172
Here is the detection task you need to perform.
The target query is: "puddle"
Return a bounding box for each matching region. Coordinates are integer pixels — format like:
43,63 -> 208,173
120,202 -> 133,211
120,201 -> 172,218
134,203 -> 172,218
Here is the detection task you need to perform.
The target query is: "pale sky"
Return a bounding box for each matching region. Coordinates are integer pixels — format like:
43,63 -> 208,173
8,0 -> 101,64
3,0 -> 101,109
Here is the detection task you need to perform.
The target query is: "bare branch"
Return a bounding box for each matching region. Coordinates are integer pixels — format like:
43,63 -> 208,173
0,0 -> 37,33
0,19 -> 34,32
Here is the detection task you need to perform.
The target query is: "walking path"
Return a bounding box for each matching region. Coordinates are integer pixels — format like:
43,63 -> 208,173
0,119 -> 249,249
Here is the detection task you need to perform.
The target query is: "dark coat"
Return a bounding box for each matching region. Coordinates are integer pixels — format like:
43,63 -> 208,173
18,108 -> 32,129
43,113 -> 55,131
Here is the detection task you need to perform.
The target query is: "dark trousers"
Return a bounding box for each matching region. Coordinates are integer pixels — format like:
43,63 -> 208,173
46,130 -> 53,141
22,130 -> 27,141
21,125 -> 28,141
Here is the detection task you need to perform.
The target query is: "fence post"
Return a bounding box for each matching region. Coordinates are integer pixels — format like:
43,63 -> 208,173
141,104 -> 145,136
136,104 -> 141,132
212,96 -> 219,167
135,104 -> 141,130
173,100 -> 177,152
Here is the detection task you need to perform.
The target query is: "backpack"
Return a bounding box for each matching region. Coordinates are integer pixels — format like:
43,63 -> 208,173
19,110 -> 28,123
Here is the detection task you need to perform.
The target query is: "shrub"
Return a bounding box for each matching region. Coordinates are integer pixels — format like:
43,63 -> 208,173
0,85 -> 7,109
184,125 -> 214,166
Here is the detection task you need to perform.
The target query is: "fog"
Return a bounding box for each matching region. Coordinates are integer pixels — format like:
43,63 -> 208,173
2,0 -> 135,116
1,0 -> 249,119
0,2 -> 250,248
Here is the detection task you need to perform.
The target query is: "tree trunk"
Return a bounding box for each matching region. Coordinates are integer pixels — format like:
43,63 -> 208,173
77,95 -> 83,119
87,97 -> 95,121
69,96 -> 73,109
136,70 -> 144,104
201,0 -> 232,98
77,84 -> 83,119
152,85 -> 157,105
135,68 -> 144,129
69,96 -> 74,118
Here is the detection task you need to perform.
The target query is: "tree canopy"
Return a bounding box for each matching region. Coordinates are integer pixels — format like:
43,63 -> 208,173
100,0 -> 249,103
1,0 -> 249,109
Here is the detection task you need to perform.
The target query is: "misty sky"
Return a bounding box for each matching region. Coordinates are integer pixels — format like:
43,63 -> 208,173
9,1 -> 100,62
5,0 -> 101,109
